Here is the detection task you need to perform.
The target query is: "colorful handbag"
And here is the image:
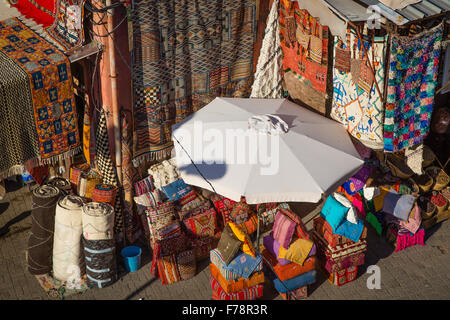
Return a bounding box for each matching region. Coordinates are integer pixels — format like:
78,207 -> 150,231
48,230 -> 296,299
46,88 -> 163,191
216,225 -> 242,265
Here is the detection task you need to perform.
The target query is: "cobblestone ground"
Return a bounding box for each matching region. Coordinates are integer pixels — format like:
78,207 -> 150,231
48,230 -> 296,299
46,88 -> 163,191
1,180 -> 449,300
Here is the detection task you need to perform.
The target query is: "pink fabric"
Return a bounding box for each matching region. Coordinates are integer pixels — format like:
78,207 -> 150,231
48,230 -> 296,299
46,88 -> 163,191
399,204 -> 421,234
272,211 -> 296,249
394,228 -> 425,252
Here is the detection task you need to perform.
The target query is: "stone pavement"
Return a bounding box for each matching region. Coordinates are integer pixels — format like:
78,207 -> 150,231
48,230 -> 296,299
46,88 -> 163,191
0,179 -> 449,300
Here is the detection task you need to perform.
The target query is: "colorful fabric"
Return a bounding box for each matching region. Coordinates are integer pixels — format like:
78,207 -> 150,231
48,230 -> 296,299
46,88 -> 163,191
134,190 -> 162,207
278,238 -> 314,266
177,197 -> 212,221
399,204 -> 421,234
183,208 -> 217,238
0,18 -> 80,178
209,263 -> 264,294
230,202 -> 251,225
7,0 -> 56,27
157,253 -> 180,284
280,0 -> 329,114
331,33 -> 388,149
261,249 -> 316,281
216,225 -> 242,265
223,252 -> 262,280
210,274 -> 263,300
45,0 -> 85,53
271,270 -> 316,294
334,216 -> 365,243
263,234 -> 291,265
35,273 -> 89,300
321,195 -> 349,232
388,226 -> 425,252
313,217 -> 354,247
92,184 -> 118,207
237,212 -> 258,235
327,266 -> 358,286
131,0 -> 257,163
366,211 -> 383,235
277,207 -> 310,241
383,23 -> 443,152
312,231 -> 367,260
323,252 -> 365,274
272,210 -> 297,249
343,165 -> 373,196
134,176 -> 154,196
190,232 -> 221,261
280,286 -> 308,300
69,163 -> 90,192
383,192 -> 416,222
161,179 -> 192,201
229,222 -> 255,257
77,169 -> 102,199
210,249 -> 263,281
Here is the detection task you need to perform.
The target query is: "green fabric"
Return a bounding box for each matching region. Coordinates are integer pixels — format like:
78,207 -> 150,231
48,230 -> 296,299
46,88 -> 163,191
366,212 -> 382,236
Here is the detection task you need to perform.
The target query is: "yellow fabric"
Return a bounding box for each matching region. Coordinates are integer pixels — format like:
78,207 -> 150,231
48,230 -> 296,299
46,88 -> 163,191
228,222 -> 255,257
373,188 -> 389,212
278,238 -> 314,266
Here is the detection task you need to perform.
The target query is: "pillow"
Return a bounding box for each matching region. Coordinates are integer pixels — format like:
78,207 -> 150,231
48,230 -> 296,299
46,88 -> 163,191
133,189 -> 162,207
230,202 -> 251,224
262,234 -> 291,265
216,225 -> 241,265
223,252 -> 262,279
333,192 -> 358,224
278,238 -> 314,266
183,208 -> 217,238
161,179 -> 192,201
334,217 -> 365,243
272,211 -> 297,249
228,222 -> 255,257
134,175 -> 154,196
320,195 -> 349,232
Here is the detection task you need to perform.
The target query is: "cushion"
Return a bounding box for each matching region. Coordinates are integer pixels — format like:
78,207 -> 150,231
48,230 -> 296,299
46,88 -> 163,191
134,175 -> 154,196
321,195 -> 349,232
278,207 -> 310,240
272,211 -> 297,249
334,217 -> 365,243
238,212 -> 258,235
209,263 -> 264,294
183,207 -> 217,238
223,252 -> 262,279
271,270 -> 317,294
216,225 -> 241,265
210,249 -> 263,281
228,222 -> 256,257
278,238 -> 314,266
133,190 -> 162,207
210,274 -> 263,300
261,249 -> 316,281
230,202 -> 251,224
161,179 -> 192,201
262,234 -> 291,265
333,192 -> 358,224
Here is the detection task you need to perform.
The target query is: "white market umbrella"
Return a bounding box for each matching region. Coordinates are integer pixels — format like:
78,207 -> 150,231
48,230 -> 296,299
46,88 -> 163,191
171,98 -> 364,204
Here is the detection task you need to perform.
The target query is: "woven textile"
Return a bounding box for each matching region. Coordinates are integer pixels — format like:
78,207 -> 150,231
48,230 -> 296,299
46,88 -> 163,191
82,202 -> 115,241
327,266 -> 358,286
312,231 -> 367,260
210,274 -> 263,300
77,169 -> 102,199
69,163 -> 90,192
34,273 -> 89,300
48,177 -> 72,196
209,263 -> 264,294
331,33 -> 388,149
27,185 -> 60,275
383,23 -> 443,152
82,237 -> 117,288
152,233 -> 189,257
0,18 -> 80,178
121,112 -> 142,244
223,252 -> 262,280
271,270 -> 317,294
280,286 -> 308,300
53,195 -> 85,281
96,111 -> 123,235
134,176 -> 154,196
278,207 -> 310,240
157,248 -> 196,284
92,184 -> 118,207
45,0 -> 85,53
190,232 -> 221,260
7,0 -> 56,27
272,210 -> 297,249
131,0 -> 257,163
280,1 -> 329,114
210,249 -> 263,281
250,0 -> 283,99
230,202 -> 251,225
183,208 -> 217,238
261,249 -> 316,281
323,252 -> 365,274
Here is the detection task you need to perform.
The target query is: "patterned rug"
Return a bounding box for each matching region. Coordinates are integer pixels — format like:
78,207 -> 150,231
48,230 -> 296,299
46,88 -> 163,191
6,0 -> 56,28
330,31 -> 388,150
35,273 -> 89,300
383,22 -> 444,152
0,18 -> 81,179
130,0 -> 257,165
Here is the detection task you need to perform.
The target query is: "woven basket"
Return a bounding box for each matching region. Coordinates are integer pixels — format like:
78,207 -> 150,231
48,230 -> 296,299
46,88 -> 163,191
442,186 -> 450,202
413,173 -> 434,193
431,191 -> 449,216
386,154 -> 414,179
425,166 -> 449,191
418,196 -> 436,220
422,145 -> 436,167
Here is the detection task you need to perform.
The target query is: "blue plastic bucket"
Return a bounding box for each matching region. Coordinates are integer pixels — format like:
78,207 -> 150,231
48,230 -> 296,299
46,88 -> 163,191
121,246 -> 142,272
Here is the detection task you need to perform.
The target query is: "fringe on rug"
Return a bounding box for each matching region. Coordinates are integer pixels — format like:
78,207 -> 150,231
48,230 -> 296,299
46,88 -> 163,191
0,165 -> 25,180
132,147 -> 173,168
16,15 -> 65,53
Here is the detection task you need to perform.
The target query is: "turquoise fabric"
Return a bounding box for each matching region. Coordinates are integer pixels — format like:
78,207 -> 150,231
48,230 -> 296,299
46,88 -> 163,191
321,195 -> 349,232
161,179 -> 192,201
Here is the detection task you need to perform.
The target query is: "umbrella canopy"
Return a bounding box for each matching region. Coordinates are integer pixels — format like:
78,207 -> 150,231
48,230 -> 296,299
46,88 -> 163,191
172,98 -> 364,204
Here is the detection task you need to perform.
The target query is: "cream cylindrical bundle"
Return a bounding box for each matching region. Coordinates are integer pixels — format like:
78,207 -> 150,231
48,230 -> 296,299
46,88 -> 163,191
82,202 -> 115,241
53,195 -> 85,281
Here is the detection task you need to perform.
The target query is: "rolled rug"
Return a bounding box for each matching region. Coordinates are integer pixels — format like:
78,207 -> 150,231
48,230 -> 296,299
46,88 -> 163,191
48,177 -> 72,196
53,195 -> 86,282
70,163 -> 90,192
82,202 -> 115,241
92,184 -> 118,207
82,236 -> 117,288
27,185 -> 61,275
77,170 -> 102,200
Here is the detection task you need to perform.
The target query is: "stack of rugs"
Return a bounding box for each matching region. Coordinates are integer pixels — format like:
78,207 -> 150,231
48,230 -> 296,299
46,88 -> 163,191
262,206 -> 317,300
313,193 -> 367,287
209,222 -> 264,300
133,158 -> 221,285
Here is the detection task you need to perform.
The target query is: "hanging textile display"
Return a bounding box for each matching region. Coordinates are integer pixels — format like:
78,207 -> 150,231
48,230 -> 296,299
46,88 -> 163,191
250,0 -> 283,99
121,111 -> 143,244
383,23 -> 444,152
131,0 -> 257,164
82,202 -> 117,288
0,18 -> 81,180
330,32 -> 388,150
96,111 -> 123,236
27,185 -> 60,275
53,195 -> 85,282
6,0 -> 56,28
280,0 -> 330,115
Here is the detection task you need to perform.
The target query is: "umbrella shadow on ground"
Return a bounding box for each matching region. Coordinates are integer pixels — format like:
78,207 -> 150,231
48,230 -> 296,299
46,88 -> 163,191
0,210 -> 31,238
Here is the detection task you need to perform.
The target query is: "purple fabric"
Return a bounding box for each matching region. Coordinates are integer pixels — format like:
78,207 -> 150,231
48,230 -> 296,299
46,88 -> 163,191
344,165 -> 373,195
272,211 -> 296,249
263,235 -> 291,265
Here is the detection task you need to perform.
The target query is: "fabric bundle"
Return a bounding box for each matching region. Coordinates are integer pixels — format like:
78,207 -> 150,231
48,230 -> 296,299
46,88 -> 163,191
69,163 -> 90,192
313,194 -> 368,285
53,195 -> 85,282
81,202 -> 116,288
210,274 -> 263,300
48,177 -> 72,196
0,17 -> 81,180
92,184 -> 118,207
27,185 -> 61,275
209,222 -> 264,300
130,0 -> 257,164
77,170 -> 102,200
262,207 -> 317,298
